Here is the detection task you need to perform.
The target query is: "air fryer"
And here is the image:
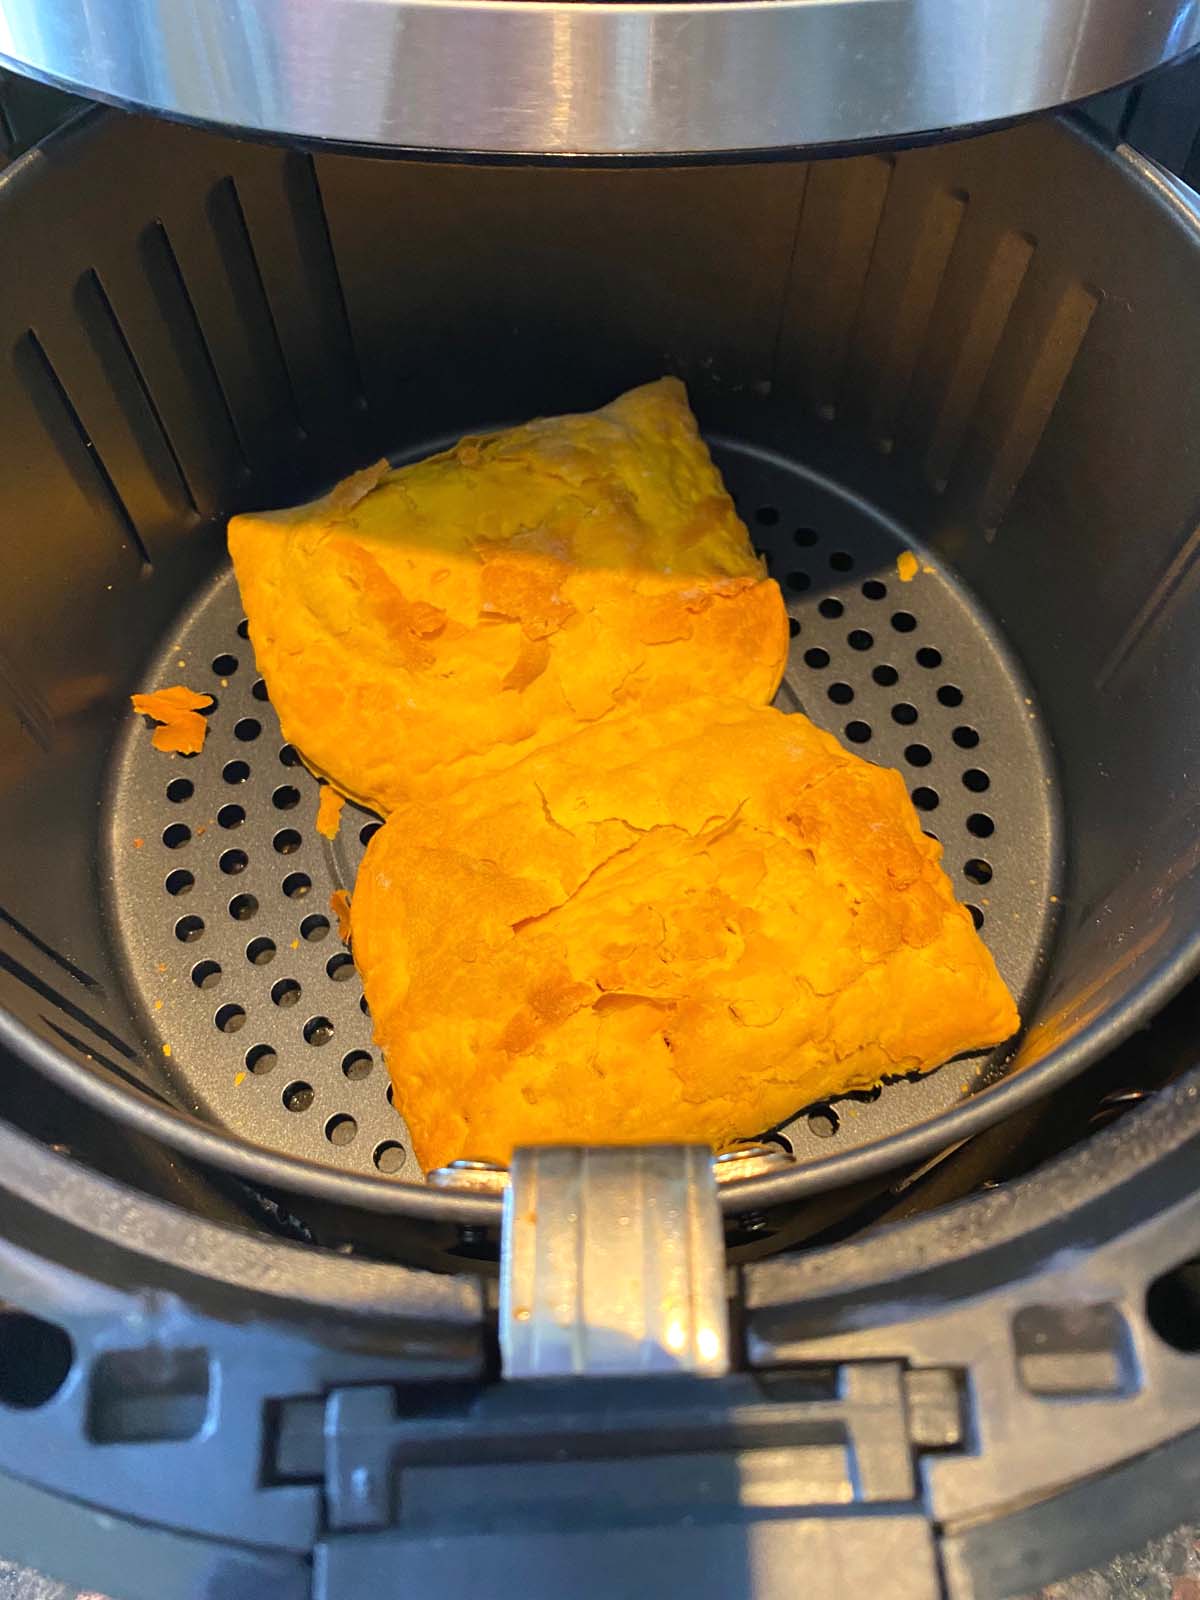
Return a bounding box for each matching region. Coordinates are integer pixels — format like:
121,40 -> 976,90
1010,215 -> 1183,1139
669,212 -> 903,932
3,30 -> 1200,1600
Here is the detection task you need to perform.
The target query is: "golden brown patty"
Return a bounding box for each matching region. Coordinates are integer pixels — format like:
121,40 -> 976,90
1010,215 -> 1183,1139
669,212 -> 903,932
228,378 -> 787,814
351,698 -> 1019,1173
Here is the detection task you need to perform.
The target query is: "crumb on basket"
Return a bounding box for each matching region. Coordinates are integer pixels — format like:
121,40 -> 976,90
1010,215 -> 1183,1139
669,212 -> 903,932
130,685 -> 213,755
897,550 -> 919,583
331,888 -> 352,943
316,785 -> 346,840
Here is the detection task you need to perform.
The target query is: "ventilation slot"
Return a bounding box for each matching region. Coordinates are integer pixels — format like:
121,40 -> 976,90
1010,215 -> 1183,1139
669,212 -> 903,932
77,267 -> 199,517
900,224 -> 1035,493
16,330 -> 151,567
963,277 -> 1099,536
41,1016 -> 174,1105
202,176 -> 307,464
0,944 -> 138,1064
138,220 -> 251,487
298,154 -> 368,416
849,182 -> 968,449
779,156 -> 895,417
0,904 -> 103,992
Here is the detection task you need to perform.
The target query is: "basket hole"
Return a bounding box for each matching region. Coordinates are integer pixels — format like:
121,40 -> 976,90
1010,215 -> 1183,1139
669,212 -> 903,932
272,978 -> 301,1008
964,858 -> 993,885
325,1113 -> 357,1146
847,629 -> 873,652
236,618 -> 250,640
246,937 -> 276,966
162,823 -> 190,850
803,647 -> 830,670
967,813 -> 995,838
234,718 -> 261,743
219,848 -> 249,876
892,703 -> 918,726
360,994 -> 371,1017
807,1107 -> 839,1139
245,1044 -> 276,1075
282,872 -> 312,899
279,744 -> 301,767
165,869 -> 194,897
342,1050 -> 372,1080
191,960 -> 221,991
788,617 -> 800,638
953,725 -> 980,749
252,678 -> 269,702
755,506 -> 779,526
373,1140 -> 406,1174
905,744 -> 932,767
963,768 -> 991,793
911,787 -> 940,812
937,684 -> 964,707
967,904 -> 985,929
215,1003 -> 246,1034
273,785 -> 301,811
223,759 -> 250,784
166,778 -> 193,804
0,1312 -> 73,1408
174,915 -> 204,943
385,1082 -> 394,1105
827,682 -> 854,706
328,953 -> 356,982
818,597 -> 844,619
861,579 -> 887,600
916,646 -> 942,669
301,914 -> 330,943
786,571 -> 811,594
273,829 -> 302,855
304,1016 -> 335,1046
845,721 -> 872,744
891,611 -> 917,633
360,821 -> 382,847
282,1081 -> 314,1113
872,663 -> 898,686
794,527 -> 818,547
829,551 -> 854,572
229,893 -> 258,921
217,803 -> 245,830
212,653 -> 238,676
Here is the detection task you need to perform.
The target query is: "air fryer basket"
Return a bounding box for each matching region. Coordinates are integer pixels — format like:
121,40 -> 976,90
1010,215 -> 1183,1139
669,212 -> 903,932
2,108 -> 1199,1223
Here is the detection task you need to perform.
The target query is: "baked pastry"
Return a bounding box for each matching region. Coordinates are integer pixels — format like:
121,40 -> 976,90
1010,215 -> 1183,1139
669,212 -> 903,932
351,698 -> 1019,1172
228,378 -> 786,814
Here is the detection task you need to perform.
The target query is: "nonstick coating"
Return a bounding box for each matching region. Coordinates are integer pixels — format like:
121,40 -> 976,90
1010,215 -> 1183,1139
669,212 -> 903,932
3,109 -> 1200,1222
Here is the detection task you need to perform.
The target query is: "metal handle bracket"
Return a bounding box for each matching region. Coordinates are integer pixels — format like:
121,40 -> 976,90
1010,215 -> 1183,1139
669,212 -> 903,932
500,1145 -> 730,1379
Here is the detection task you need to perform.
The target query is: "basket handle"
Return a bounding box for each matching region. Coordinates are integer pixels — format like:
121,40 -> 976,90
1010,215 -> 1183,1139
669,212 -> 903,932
499,1145 -> 730,1379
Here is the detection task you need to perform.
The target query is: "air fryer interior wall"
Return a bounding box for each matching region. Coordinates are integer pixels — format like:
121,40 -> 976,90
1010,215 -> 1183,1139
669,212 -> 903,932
2,109 -> 1200,1224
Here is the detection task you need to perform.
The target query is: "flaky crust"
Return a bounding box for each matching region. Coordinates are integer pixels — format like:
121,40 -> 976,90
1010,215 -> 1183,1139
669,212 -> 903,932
352,699 -> 1020,1173
228,378 -> 787,813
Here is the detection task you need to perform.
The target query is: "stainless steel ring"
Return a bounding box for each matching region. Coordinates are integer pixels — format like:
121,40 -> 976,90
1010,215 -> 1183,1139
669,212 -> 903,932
1,0 -> 1198,156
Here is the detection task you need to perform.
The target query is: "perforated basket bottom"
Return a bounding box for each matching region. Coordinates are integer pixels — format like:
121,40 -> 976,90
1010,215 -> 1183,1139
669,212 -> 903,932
104,435 -> 1061,1180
